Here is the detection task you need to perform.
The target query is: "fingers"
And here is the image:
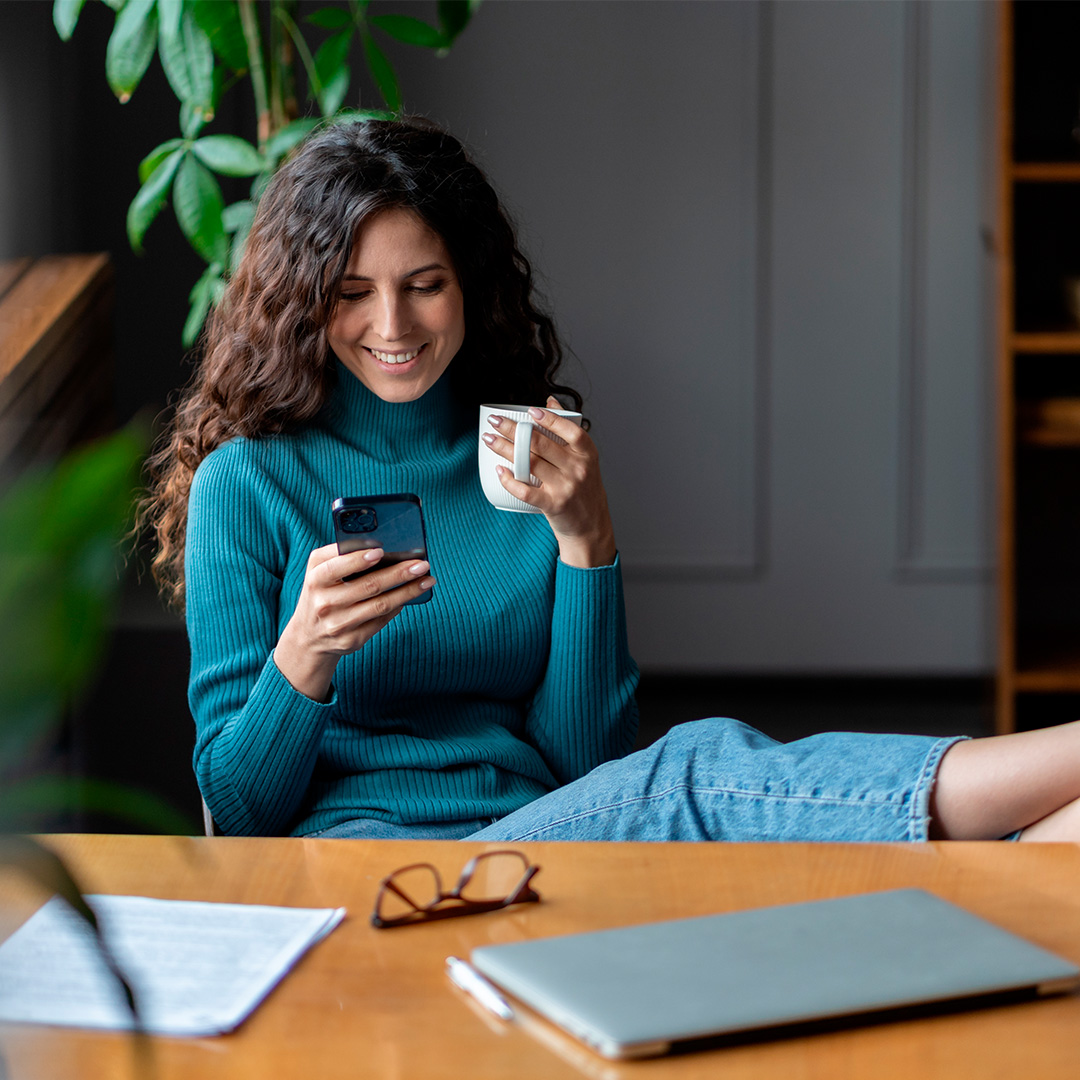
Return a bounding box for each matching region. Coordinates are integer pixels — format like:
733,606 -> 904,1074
312,545 -> 385,585
302,554 -> 434,647
530,397 -> 588,446
304,546 -> 434,624
494,462 -> 542,509
341,557 -> 433,602
334,571 -> 434,632
307,542 -> 345,569
483,408 -> 587,474
279,545 -> 434,700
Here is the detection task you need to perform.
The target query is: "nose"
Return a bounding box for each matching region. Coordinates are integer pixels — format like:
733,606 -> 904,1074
374,291 -> 411,342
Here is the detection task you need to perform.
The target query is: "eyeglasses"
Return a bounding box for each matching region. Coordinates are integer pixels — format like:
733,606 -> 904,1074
371,849 -> 541,929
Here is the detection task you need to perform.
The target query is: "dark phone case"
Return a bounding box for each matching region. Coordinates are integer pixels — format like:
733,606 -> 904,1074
331,494 -> 432,605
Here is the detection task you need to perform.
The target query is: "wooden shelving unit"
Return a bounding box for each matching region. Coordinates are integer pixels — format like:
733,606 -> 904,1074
997,1 -> 1080,732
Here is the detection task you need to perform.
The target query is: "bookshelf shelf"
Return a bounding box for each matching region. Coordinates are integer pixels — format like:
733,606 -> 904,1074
996,1 -> 1080,731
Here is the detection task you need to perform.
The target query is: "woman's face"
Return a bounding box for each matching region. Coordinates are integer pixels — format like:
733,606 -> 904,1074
327,207 -> 465,403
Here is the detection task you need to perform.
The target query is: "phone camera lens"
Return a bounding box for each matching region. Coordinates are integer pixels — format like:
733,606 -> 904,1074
341,507 -> 378,533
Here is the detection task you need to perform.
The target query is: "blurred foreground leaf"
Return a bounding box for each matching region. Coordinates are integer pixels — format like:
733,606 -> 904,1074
0,835 -> 152,1066
0,422 -> 147,771
0,777 -> 195,836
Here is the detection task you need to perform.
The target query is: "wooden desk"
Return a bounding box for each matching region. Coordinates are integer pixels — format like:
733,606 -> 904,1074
3,836 -> 1080,1079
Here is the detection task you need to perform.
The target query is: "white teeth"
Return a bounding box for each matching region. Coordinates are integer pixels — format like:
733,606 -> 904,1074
370,347 -> 421,364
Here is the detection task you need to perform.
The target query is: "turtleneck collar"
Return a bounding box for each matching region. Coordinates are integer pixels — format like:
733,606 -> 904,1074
320,360 -> 469,461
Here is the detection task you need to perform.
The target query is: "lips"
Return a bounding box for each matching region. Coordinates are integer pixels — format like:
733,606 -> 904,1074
367,345 -> 424,365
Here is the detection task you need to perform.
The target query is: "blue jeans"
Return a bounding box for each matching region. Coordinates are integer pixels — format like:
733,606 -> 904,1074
306,718 -> 965,843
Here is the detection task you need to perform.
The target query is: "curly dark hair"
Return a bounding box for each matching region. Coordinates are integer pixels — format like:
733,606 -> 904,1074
141,116 -> 582,609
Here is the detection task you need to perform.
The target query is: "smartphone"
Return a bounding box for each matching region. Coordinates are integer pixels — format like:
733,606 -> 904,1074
331,494 -> 432,605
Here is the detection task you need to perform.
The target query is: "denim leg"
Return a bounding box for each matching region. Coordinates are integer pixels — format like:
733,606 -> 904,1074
467,718 -> 966,843
304,817 -> 490,840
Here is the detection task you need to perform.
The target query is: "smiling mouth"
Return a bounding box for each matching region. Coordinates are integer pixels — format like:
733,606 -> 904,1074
368,345 -> 425,365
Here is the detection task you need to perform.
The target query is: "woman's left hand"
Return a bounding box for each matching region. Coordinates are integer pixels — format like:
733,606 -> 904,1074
483,396 -> 617,568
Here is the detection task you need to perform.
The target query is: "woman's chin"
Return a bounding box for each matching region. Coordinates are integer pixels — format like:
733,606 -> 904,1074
346,358 -> 452,403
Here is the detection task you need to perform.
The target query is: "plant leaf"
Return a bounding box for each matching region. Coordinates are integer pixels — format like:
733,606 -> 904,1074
100,0 -> 125,11
361,30 -> 401,113
0,837 -> 141,1021
52,0 -> 87,41
0,777 -> 196,835
183,262 -> 224,347
137,137 -> 185,184
370,14 -> 445,49
229,230 -> 252,277
173,154 -> 227,264
127,147 -> 185,253
222,198 -> 255,233
0,836 -> 93,925
438,0 -> 477,42
263,117 -> 320,164
0,425 -> 145,566
224,201 -> 256,274
315,29 -> 353,115
249,171 -> 272,203
0,423 -> 147,760
275,5 -> 326,111
105,0 -> 159,103
332,107 -> 395,123
307,6 -> 351,30
180,99 -> 207,139
190,0 -> 249,70
159,5 -> 215,116
323,63 -> 351,118
157,0 -> 182,39
192,134 -> 264,176
182,6 -> 216,112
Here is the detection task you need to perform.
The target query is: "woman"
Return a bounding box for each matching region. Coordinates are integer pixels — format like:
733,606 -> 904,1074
145,116 -> 1080,843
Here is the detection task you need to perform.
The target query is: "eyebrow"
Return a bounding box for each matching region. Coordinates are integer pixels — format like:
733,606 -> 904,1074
341,262 -> 448,282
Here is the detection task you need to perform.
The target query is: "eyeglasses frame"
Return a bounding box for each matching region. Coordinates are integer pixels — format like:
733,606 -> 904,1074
371,849 -> 541,929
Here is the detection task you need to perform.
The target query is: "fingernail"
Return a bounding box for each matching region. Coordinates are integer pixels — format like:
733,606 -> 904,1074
482,432 -> 495,445
419,578 -> 434,590
528,407 -> 544,420
409,561 -> 430,575
488,415 -> 504,428
496,465 -> 506,477
364,548 -> 384,561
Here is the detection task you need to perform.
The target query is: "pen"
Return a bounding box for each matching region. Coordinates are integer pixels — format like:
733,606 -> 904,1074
446,955 -> 515,1021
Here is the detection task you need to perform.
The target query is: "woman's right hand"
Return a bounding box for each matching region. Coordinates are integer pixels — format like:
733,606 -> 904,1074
273,544 -> 435,702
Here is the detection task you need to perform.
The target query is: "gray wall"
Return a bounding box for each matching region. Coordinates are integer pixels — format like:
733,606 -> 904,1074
1,0 -> 997,675
396,0 -> 997,674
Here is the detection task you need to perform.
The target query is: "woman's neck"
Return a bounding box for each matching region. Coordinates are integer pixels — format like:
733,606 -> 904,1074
321,360 -> 467,458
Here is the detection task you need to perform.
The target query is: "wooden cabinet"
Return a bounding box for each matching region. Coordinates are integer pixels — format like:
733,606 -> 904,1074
0,253 -> 114,483
998,1 -> 1080,731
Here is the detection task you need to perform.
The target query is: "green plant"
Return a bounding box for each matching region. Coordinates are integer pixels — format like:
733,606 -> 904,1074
0,419 -> 192,835
53,0 -> 480,345
0,834 -> 143,1027
0,424 -> 194,1065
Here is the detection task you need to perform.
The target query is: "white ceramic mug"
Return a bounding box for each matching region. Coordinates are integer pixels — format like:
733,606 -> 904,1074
478,403 -> 583,512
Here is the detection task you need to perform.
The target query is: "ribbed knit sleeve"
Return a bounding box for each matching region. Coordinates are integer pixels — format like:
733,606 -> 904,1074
526,555 -> 639,783
186,442 -> 334,835
182,366 -> 643,836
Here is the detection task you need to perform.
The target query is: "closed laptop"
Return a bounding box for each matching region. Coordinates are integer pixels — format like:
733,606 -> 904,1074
471,888 -> 1080,1059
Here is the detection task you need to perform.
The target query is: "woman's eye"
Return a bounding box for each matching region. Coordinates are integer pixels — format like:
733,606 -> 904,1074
339,291 -> 370,303
408,281 -> 444,295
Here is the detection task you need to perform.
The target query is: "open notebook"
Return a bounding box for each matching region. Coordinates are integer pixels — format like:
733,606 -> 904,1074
471,888 -> 1080,1060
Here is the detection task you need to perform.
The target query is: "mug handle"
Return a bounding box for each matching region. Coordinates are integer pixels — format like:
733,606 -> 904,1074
513,419 -> 533,483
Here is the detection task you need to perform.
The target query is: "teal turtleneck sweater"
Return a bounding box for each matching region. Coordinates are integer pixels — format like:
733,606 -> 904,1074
185,364 -> 639,836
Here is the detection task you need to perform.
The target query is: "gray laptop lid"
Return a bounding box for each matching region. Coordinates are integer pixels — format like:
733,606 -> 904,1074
471,888 -> 1080,1059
